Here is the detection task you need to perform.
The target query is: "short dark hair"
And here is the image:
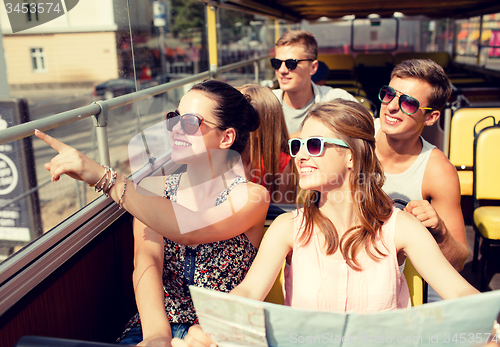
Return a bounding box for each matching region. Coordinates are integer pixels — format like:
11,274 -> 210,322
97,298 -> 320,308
276,30 -> 318,60
391,59 -> 452,112
190,79 -> 260,155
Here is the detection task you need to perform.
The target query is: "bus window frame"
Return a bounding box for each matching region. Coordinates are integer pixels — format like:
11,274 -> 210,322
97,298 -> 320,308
350,17 -> 400,53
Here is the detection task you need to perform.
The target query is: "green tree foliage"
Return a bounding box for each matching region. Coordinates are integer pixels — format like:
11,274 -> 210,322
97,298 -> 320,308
169,0 -> 255,43
170,0 -> 205,38
218,8 -> 255,44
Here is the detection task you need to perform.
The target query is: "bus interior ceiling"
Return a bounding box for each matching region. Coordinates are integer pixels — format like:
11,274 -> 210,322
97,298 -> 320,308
1,0 -> 500,346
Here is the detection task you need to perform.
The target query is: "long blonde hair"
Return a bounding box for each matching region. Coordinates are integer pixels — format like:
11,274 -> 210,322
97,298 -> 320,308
298,100 -> 393,271
238,84 -> 297,200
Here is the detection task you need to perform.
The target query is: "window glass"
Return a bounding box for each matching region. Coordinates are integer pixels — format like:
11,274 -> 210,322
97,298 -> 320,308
216,7 -> 275,86
453,14 -> 500,71
480,13 -> 500,71
30,48 -> 46,72
455,16 -> 482,64
351,18 -> 398,52
303,17 -> 455,55
0,0 -> 210,262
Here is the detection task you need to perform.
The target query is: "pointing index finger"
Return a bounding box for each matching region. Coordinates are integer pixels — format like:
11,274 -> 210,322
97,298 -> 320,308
34,129 -> 70,153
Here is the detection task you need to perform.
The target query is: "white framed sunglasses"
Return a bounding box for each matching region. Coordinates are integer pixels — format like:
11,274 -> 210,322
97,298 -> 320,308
288,137 -> 349,157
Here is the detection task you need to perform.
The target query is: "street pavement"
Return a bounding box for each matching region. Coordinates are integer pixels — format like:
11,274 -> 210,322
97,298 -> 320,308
8,85 -> 177,204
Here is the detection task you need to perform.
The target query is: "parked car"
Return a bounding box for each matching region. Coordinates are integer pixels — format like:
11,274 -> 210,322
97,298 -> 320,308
93,78 -> 136,100
93,75 -> 170,101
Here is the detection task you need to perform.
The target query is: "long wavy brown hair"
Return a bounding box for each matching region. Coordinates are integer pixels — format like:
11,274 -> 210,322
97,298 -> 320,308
298,100 -> 393,271
238,84 -> 297,201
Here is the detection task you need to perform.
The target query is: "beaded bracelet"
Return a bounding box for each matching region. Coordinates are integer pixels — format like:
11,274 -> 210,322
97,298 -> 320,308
97,169 -> 109,193
103,167 -> 117,197
89,165 -> 121,202
118,176 -> 127,209
89,165 -> 106,188
94,165 -> 110,193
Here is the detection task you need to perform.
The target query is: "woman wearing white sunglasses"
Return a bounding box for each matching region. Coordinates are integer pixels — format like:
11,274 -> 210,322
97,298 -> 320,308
35,79 -> 270,346
171,99 -> 482,347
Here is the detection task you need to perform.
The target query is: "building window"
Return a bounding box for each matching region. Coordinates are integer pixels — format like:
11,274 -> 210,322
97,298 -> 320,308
30,48 -> 46,72
25,0 -> 40,22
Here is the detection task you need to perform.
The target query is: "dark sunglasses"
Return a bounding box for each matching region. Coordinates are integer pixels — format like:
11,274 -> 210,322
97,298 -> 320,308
270,58 -> 314,71
288,137 -> 349,157
165,111 -> 220,135
378,85 -> 434,116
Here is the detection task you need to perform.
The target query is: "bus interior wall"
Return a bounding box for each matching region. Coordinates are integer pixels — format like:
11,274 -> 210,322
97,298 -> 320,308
0,212 -> 136,347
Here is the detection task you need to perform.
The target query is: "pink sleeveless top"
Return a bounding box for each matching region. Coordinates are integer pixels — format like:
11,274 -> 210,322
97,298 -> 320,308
283,208 -> 410,313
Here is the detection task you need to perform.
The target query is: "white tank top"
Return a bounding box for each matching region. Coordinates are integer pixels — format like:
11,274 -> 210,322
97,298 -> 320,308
375,118 -> 440,301
376,121 -> 436,208
382,138 -> 435,205
374,118 -> 436,206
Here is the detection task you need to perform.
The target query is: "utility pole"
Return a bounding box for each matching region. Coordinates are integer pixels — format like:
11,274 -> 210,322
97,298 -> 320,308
153,1 -> 167,82
0,17 -> 10,96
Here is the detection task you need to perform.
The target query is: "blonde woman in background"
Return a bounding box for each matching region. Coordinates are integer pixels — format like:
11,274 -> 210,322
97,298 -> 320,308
238,84 -> 297,204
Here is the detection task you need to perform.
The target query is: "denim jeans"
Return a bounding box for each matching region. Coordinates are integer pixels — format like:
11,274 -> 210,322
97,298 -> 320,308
118,323 -> 192,345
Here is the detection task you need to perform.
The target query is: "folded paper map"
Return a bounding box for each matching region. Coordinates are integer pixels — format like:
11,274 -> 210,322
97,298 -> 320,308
190,286 -> 500,347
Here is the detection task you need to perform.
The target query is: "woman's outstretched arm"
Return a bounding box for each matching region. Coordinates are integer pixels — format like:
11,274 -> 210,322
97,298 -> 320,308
35,130 -> 270,246
229,212 -> 294,301
394,210 -> 479,300
170,212 -> 295,347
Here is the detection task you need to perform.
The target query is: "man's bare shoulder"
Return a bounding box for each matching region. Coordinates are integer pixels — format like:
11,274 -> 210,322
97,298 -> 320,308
426,148 -> 458,176
423,148 -> 461,197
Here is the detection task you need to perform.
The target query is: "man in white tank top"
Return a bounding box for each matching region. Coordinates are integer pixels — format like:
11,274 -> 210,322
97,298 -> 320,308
374,59 -> 469,302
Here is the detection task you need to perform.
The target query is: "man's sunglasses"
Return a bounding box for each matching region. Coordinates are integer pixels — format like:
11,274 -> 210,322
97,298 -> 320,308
288,137 -> 349,157
270,58 -> 314,71
166,111 -> 220,135
378,85 -> 434,116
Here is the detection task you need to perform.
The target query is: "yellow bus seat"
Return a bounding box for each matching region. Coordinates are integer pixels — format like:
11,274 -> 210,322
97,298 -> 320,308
471,123 -> 500,291
403,259 -> 425,306
354,53 -> 394,68
324,79 -> 362,88
264,259 -> 285,305
457,171 -> 473,196
394,52 -> 450,69
449,108 -> 500,195
261,224 -> 284,305
318,53 -> 355,71
449,78 -> 486,86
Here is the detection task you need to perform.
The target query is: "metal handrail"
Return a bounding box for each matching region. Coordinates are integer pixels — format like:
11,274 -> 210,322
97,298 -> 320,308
0,54 -> 271,212
0,71 -> 209,146
0,54 -> 272,147
218,55 -> 270,74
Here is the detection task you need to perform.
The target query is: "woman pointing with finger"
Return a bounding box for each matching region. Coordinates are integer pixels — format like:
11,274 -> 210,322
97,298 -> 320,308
36,79 -> 270,345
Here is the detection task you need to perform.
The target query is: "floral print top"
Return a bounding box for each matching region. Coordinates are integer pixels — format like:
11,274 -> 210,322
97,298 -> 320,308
119,173 -> 257,338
